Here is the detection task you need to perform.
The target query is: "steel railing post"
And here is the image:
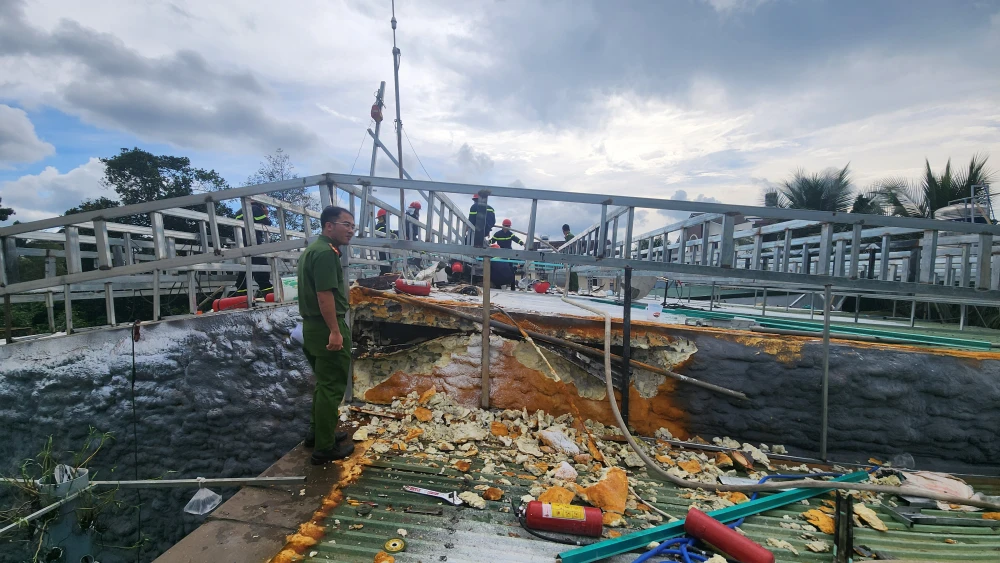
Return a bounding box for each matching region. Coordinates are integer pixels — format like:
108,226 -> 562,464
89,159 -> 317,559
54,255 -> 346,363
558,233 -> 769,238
976,234 -> 992,289
817,223 -> 832,276
719,214 -> 735,268
849,224 -> 862,278
820,283 -> 832,461
919,230 -> 938,283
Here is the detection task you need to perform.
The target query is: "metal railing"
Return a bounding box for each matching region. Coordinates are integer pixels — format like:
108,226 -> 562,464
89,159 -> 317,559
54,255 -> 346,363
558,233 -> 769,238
4,173 -> 1000,342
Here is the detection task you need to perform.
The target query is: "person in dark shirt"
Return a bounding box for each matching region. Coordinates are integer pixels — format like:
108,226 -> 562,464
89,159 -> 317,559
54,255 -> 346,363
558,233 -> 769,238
468,194 -> 495,247
491,219 -> 522,249
488,244 -> 516,289
405,201 -> 421,241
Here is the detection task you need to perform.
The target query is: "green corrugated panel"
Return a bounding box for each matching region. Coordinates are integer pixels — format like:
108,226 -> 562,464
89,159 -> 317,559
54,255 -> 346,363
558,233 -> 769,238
672,306 -> 993,350
306,450 -> 1000,563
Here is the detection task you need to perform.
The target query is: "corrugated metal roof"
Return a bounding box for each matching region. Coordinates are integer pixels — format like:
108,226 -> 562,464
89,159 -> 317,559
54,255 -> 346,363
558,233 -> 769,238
302,446 -> 1000,563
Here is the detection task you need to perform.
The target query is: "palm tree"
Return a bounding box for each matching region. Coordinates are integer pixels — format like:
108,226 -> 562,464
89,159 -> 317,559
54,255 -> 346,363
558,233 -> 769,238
849,189 -> 887,215
761,164 -> 855,212
877,154 -> 994,219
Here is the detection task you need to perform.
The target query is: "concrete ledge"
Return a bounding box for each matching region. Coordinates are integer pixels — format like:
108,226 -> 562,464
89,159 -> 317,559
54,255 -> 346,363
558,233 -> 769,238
153,443 -> 342,563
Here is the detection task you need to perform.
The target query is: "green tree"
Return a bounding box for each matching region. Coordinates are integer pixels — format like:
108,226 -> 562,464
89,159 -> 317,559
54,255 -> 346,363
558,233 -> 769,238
849,190 -> 887,215
99,148 -> 232,231
761,164 -> 855,212
878,154 -> 995,219
0,197 -> 13,222
64,197 -> 121,216
242,148 -> 315,232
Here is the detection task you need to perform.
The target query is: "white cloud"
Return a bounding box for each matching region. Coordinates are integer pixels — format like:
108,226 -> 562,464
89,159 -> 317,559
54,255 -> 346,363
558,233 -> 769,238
0,104 -> 55,167
700,0 -> 773,15
1,0 -> 999,239
0,158 -> 108,224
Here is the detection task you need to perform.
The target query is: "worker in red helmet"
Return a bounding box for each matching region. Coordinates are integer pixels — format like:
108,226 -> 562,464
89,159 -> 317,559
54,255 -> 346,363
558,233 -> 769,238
375,208 -> 392,275
490,218 -> 522,249
468,193 -> 495,247
405,201 -> 422,241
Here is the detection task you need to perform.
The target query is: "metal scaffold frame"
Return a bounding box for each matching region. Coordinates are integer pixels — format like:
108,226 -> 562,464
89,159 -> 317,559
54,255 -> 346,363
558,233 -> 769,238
3,172 -> 1000,342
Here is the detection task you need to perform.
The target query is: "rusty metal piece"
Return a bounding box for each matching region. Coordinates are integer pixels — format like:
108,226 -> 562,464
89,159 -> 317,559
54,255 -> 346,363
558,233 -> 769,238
404,506 -> 444,516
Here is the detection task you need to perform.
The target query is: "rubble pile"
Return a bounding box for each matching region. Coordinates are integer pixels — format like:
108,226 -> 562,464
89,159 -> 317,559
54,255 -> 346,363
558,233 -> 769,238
341,388 -> 879,540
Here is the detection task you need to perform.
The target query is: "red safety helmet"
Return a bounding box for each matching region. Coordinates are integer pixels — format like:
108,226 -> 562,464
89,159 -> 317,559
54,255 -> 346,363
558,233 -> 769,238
409,201 -> 421,209
502,218 -> 512,227
451,261 -> 464,274
377,209 -> 387,218
472,194 -> 479,200
490,243 -> 500,248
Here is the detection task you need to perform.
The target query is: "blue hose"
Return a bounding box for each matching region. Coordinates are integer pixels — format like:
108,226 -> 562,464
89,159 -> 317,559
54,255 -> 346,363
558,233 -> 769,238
632,472 -> 844,562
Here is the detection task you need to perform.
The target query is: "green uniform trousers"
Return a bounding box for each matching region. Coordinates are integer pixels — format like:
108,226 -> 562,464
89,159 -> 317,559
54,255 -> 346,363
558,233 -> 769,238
302,317 -> 351,452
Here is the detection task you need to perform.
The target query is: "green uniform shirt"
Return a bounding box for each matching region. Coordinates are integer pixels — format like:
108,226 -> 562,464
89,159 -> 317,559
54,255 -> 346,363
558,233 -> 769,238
297,235 -> 348,320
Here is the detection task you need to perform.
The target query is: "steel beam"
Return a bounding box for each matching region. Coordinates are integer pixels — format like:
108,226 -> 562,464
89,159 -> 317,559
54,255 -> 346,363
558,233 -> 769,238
849,224 -> 862,278
977,234 -> 992,289
94,221 -> 112,270
65,226 -> 82,274
821,284 -> 832,460
817,223 -> 832,276
920,230 -> 938,284
834,239 -> 846,277
718,214 -> 735,268
481,258 -> 491,409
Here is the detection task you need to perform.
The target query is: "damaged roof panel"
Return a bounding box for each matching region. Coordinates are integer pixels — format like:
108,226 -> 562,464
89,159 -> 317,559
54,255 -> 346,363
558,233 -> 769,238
299,441 -> 1000,563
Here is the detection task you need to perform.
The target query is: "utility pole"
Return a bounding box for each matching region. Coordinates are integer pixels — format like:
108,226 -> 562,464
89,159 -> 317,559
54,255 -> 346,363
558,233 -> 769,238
391,0 -> 407,239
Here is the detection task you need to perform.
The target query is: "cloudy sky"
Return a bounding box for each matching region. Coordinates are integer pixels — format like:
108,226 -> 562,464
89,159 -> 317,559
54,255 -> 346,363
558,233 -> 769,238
1,0 -> 999,237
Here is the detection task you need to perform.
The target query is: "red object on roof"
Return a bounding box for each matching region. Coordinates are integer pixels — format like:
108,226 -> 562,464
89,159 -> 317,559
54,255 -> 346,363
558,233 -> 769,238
684,507 -> 774,563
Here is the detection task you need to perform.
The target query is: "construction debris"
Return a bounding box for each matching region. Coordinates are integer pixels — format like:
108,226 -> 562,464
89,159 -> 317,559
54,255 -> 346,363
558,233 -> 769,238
854,503 -> 889,532
766,537 -> 799,555
335,388 -> 959,556
458,491 -> 486,509
805,539 -> 831,552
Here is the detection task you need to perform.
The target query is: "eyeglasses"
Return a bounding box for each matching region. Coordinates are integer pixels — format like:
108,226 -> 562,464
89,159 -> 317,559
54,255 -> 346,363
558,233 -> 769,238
333,221 -> 356,230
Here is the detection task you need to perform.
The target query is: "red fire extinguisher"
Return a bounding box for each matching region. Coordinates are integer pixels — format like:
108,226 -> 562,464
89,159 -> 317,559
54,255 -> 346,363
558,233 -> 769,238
523,502 -> 603,537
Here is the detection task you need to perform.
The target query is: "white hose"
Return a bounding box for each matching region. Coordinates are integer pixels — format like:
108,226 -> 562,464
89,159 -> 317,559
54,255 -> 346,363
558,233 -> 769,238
558,266 -> 1000,511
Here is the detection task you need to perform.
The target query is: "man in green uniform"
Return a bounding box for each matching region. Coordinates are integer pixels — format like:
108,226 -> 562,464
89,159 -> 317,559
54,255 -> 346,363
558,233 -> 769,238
298,206 -> 356,464
561,224 -> 580,293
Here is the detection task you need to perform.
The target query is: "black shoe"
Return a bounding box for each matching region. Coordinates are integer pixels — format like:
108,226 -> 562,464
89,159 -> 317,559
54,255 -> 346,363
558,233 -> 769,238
310,442 -> 355,465
304,431 -> 348,449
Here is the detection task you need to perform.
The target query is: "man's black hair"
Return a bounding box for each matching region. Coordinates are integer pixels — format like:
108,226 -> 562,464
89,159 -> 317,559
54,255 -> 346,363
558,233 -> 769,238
562,224 -> 571,232
321,206 -> 353,229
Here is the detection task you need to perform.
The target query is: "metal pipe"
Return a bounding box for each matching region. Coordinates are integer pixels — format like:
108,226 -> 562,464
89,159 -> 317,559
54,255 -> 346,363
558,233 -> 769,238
820,283 -> 832,461
90,476 -> 305,489
391,3 -> 404,182
481,256 -> 491,409
621,266 -> 632,428
3,293 -> 12,344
